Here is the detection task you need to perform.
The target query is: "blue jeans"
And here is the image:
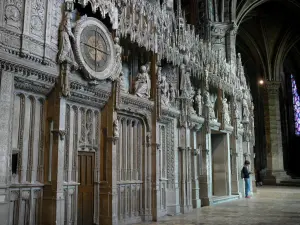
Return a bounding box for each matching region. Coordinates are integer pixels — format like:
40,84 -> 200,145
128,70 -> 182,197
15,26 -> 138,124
245,178 -> 251,197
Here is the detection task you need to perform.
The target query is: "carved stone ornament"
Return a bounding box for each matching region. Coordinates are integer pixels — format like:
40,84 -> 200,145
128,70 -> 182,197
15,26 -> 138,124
195,89 -> 203,116
51,129 -> 66,140
135,65 -> 151,99
160,76 -> 170,106
222,97 -> 231,125
113,119 -> 119,138
73,17 -> 121,81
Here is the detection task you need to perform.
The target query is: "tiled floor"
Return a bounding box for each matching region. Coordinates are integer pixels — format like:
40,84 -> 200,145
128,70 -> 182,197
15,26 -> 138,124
134,186 -> 300,225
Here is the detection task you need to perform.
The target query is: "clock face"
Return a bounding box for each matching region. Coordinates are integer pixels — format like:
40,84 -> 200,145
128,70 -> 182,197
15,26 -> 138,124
80,25 -> 111,72
74,17 -> 119,81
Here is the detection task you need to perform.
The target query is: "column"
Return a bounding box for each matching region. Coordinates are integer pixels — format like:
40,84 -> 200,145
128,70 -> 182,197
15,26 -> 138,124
199,131 -> 212,206
0,70 -> 14,224
264,81 -> 290,184
42,89 -> 66,225
191,130 -> 201,208
99,83 -> 118,225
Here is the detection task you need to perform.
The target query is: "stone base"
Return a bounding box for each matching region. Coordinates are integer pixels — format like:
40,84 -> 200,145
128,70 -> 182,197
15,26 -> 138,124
180,205 -> 193,214
264,170 -> 291,185
167,204 -> 180,215
192,199 -> 201,208
201,197 -> 213,206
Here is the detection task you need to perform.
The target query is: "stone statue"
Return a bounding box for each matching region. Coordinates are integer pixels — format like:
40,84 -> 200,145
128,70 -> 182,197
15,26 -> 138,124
195,89 -> 203,116
113,119 -> 119,138
160,76 -> 170,106
242,98 -> 250,122
222,97 -> 231,125
189,100 -> 197,115
157,66 -> 162,84
58,11 -> 78,69
180,65 -> 194,98
242,89 -> 250,122
135,65 -> 151,99
114,37 -> 122,63
118,72 -> 127,93
169,83 -> 176,102
204,90 -> 216,120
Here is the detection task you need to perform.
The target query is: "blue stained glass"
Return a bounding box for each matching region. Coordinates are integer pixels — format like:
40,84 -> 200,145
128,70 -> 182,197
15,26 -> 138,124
291,74 -> 300,136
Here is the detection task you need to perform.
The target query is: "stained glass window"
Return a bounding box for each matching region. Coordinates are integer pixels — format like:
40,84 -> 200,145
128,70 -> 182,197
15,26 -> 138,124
291,74 -> 300,136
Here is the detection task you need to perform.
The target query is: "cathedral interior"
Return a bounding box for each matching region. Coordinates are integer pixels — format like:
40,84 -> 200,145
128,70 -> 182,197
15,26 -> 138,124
0,0 -> 299,225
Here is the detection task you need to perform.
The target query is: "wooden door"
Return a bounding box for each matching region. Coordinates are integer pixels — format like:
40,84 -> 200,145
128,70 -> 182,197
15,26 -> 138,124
78,152 -> 95,225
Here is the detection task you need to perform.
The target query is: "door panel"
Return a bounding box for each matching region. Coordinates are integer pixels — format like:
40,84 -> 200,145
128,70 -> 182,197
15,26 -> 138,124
78,152 -> 95,225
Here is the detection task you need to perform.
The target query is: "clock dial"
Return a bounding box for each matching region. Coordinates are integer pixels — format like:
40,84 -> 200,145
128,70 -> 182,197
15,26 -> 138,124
74,17 -> 119,80
80,25 -> 111,72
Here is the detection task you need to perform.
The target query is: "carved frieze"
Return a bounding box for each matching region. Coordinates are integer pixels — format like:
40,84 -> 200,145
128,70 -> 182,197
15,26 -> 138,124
4,0 -> 24,31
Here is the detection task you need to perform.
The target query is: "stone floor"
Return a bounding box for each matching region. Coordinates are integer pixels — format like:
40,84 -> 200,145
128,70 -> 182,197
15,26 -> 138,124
134,186 -> 300,225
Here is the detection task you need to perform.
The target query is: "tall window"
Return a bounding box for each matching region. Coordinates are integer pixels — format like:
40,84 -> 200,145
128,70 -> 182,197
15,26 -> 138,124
291,74 -> 300,135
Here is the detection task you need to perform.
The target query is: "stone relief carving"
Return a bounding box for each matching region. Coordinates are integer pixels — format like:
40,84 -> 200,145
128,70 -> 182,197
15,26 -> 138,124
51,0 -> 63,44
4,0 -> 24,30
113,119 -> 119,138
135,65 -> 151,99
195,89 -> 203,116
222,97 -> 230,125
30,0 -> 45,38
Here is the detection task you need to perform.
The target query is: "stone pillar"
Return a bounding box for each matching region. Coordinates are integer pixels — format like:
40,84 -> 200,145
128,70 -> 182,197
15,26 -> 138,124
99,82 -> 119,225
199,131 -> 212,206
151,54 -> 160,221
191,130 -> 201,208
42,89 -> 66,225
264,81 -> 290,184
178,126 -> 193,213
0,70 -> 14,225
230,98 -> 241,196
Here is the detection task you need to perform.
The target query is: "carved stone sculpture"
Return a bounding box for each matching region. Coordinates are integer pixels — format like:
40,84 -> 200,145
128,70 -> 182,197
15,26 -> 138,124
242,90 -> 250,122
204,90 -> 216,120
222,97 -> 231,125
135,65 -> 151,99
118,72 -> 128,93
180,64 -> 194,98
195,89 -> 203,116
113,119 -> 119,138
169,83 -> 177,103
160,76 -> 170,106
58,11 -> 78,69
114,37 -> 122,63
189,99 -> 197,115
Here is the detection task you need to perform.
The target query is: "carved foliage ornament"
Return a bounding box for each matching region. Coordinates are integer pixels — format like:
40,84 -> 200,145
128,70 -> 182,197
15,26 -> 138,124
73,17 -> 121,81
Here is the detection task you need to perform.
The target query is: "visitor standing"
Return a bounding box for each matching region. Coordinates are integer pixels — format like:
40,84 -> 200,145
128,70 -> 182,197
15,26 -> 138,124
241,160 -> 252,198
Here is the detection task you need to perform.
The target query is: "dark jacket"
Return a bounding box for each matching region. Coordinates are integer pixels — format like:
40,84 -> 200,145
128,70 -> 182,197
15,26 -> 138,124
242,166 -> 250,179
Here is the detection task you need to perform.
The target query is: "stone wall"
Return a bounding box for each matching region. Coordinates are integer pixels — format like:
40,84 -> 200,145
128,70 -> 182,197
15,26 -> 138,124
0,0 -> 256,225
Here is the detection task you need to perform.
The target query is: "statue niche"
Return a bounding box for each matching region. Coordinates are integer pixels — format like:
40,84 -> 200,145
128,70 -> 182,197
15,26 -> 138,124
135,65 -> 151,99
